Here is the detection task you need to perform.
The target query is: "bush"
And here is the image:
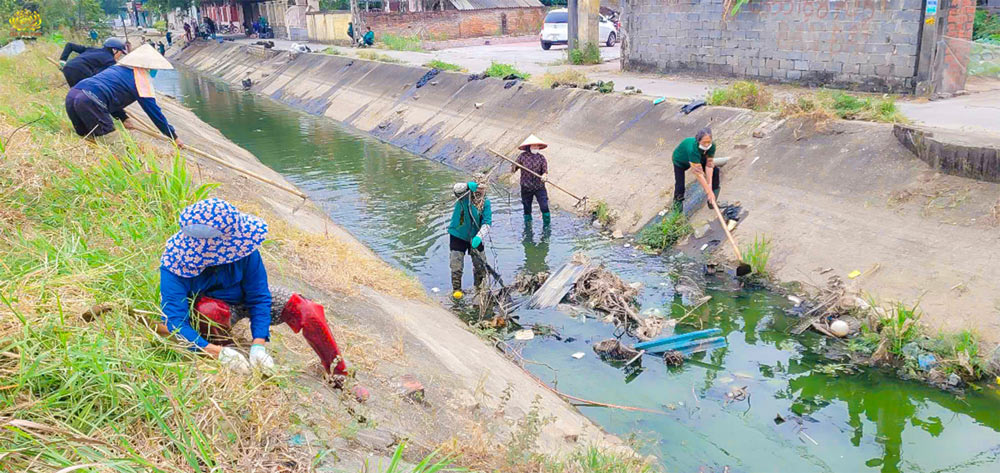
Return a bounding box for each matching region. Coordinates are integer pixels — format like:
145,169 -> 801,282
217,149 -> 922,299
484,61 -> 529,80
706,80 -> 771,111
380,33 -> 424,52
638,211 -> 692,250
152,20 -> 166,31
424,59 -> 465,72
973,9 -> 1000,41
567,42 -> 601,65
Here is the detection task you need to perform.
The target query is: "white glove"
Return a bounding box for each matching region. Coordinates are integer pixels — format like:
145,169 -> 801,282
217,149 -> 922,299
218,347 -> 250,374
58,60 -> 66,69
249,344 -> 275,374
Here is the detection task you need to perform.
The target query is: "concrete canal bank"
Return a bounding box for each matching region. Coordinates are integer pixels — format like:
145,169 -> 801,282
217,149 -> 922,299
132,96 -> 631,468
171,41 -> 1000,348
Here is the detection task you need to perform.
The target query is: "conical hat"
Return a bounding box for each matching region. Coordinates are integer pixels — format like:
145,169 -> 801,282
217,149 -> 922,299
118,44 -> 173,70
518,134 -> 547,150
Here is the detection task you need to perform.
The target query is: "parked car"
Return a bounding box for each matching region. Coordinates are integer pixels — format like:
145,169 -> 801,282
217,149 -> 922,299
539,8 -> 617,50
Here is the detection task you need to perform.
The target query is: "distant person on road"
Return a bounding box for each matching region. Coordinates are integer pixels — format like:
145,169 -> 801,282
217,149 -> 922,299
64,44 -> 180,145
672,127 -> 720,213
88,28 -> 98,44
166,30 -> 173,47
157,41 -> 166,55
448,172 -> 492,298
362,26 -> 374,47
511,135 -> 551,227
347,22 -> 355,45
157,198 -> 356,386
204,17 -> 217,39
183,22 -> 192,42
58,37 -> 128,87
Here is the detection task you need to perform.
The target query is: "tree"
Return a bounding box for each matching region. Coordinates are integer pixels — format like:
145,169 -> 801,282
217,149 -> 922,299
100,0 -> 123,15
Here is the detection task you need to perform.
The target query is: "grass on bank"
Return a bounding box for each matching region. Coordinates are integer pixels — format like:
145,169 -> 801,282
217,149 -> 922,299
741,234 -> 771,276
638,211 -> 692,250
707,80 -> 905,123
424,59 -> 465,72
358,50 -> 403,63
485,61 -> 530,80
0,40 -> 656,473
534,69 -> 590,89
381,33 -> 425,52
567,42 -> 602,65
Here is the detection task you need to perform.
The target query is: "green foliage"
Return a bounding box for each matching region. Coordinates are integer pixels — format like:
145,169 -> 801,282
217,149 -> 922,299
639,211 -> 692,250
536,69 -> 589,88
100,0 -> 124,15
567,42 -> 601,65
322,46 -> 343,55
593,199 -> 613,227
974,9 -> 1000,41
152,19 -> 165,31
545,447 -> 657,473
726,0 -> 752,17
879,303 -> 922,358
706,80 -> 772,111
424,59 -> 464,72
741,234 -> 771,276
319,0 -> 349,11
830,92 -> 899,122
484,61 -> 529,80
380,33 -> 424,52
370,442 -> 464,472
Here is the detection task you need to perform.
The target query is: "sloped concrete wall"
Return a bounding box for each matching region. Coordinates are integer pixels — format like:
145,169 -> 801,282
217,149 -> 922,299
172,41 -> 759,232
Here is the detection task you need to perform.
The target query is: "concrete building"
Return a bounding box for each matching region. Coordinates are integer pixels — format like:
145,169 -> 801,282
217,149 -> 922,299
621,0 -> 979,94
199,0 -> 319,39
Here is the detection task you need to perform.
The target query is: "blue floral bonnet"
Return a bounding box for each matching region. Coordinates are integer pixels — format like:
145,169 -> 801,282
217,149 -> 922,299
160,198 -> 268,278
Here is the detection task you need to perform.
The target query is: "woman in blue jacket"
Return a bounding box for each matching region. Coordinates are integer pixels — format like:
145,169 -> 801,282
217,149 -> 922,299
448,172 -> 492,297
158,198 -> 349,379
64,44 -> 182,146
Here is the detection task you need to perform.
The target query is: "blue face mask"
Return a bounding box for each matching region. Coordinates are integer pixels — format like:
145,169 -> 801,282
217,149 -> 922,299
149,69 -> 158,78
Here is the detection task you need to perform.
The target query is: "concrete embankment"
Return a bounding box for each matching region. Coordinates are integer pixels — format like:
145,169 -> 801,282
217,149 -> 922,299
172,41 -> 1000,347
133,97 -> 628,468
171,41 -> 763,232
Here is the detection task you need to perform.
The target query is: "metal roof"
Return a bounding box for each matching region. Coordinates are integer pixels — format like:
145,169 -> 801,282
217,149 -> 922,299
447,0 -> 543,10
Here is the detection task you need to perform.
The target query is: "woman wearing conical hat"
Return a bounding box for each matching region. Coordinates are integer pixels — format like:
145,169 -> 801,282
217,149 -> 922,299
511,134 -> 551,227
64,44 -> 182,147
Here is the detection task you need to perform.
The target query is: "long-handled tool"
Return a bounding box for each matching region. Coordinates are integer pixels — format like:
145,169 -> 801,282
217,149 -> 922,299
487,148 -> 588,209
712,201 -> 752,276
126,113 -> 308,201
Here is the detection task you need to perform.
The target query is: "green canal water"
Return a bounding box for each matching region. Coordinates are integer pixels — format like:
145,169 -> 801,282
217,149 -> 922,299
156,70 -> 1000,472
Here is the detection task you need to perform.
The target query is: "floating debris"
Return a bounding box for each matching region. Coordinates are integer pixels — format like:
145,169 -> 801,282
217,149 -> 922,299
593,338 -> 641,361
571,352 -> 586,359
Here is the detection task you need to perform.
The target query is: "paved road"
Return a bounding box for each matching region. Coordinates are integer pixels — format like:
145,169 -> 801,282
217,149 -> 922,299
897,89 -> 1000,134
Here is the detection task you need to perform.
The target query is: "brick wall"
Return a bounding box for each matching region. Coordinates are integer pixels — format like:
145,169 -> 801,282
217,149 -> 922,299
945,0 -> 976,39
360,7 -> 546,41
622,0 -> 928,92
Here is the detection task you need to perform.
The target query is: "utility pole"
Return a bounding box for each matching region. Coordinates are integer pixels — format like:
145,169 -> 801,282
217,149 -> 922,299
567,0 -> 578,50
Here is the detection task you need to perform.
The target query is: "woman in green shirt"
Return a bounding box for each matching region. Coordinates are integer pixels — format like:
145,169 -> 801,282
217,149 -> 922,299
672,127 -> 720,213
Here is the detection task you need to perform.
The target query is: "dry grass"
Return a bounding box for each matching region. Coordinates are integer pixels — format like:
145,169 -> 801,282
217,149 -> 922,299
532,69 -> 590,89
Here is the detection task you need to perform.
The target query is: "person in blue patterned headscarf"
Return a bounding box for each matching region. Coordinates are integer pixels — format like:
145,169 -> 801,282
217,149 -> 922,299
158,198 -> 351,381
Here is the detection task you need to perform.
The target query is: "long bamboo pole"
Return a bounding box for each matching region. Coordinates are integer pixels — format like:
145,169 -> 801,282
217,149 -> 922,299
127,116 -> 308,200
487,148 -> 586,203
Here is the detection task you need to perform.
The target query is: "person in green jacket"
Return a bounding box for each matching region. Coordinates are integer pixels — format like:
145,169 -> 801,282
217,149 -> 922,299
448,172 -> 491,297
362,27 -> 375,47
672,127 -> 719,213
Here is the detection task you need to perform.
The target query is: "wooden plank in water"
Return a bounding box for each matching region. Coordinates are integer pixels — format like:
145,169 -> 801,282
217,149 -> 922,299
527,261 -> 589,309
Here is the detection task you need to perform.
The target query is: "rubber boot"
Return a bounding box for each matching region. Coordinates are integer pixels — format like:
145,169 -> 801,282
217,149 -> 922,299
281,294 -> 348,376
472,254 -> 486,289
542,212 -> 551,227
449,250 -> 465,291
523,214 -> 532,224
193,297 -> 233,346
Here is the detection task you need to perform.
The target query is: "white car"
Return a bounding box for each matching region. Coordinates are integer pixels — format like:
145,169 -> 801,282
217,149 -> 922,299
540,8 -> 617,51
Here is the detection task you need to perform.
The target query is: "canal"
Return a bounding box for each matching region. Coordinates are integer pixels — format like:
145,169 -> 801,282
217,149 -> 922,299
155,69 -> 1000,473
